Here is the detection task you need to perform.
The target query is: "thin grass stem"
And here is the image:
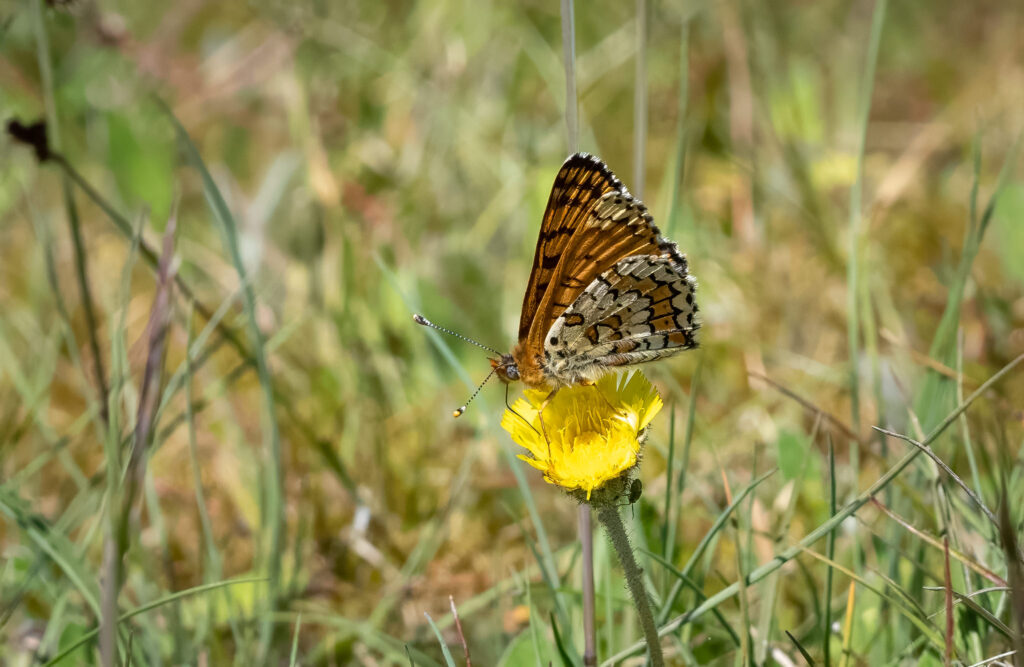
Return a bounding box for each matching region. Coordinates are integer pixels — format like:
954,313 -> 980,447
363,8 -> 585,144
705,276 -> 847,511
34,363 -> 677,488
561,0 -> 578,153
824,437 -> 837,666
633,0 -> 647,199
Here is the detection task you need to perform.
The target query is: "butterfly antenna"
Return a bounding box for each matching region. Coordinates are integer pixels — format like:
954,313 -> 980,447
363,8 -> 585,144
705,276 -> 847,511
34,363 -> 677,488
413,314 -> 503,356
452,365 -> 500,418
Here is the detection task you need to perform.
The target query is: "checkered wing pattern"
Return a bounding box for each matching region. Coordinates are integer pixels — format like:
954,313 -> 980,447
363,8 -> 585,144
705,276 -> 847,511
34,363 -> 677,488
542,254 -> 698,386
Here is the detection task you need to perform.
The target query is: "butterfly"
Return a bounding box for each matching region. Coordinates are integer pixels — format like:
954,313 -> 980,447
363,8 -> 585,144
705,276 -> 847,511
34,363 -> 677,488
416,152 -> 699,415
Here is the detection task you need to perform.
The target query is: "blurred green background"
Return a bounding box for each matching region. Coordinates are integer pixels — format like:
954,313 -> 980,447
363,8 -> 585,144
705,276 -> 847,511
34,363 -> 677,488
1,0 -> 1023,664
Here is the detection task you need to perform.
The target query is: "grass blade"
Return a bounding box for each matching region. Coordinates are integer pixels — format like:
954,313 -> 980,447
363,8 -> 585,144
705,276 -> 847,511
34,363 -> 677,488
943,537 -> 954,666
549,612 -> 575,667
643,549 -> 740,646
43,577 -> 266,666
633,0 -> 647,198
663,357 -> 701,570
423,613 -> 456,667
656,468 -> 775,624
289,615 -> 302,667
838,581 -> 856,667
560,0 -> 577,152
916,130 -> 1022,431
787,630 -> 816,666
872,426 -> 998,530
160,100 -> 285,658
966,651 -> 1017,667
871,498 -> 1006,586
604,352 -> 1024,665
824,437 -> 837,666
846,0 -> 888,441
997,484 -> 1024,660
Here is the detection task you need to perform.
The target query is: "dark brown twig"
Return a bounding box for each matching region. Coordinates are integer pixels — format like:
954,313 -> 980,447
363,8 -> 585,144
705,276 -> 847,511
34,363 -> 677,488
8,118 -> 110,423
6,119 -> 51,161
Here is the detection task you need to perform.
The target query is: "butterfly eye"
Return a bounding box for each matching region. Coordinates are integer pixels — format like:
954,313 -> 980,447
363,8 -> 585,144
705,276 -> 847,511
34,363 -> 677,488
505,364 -> 520,381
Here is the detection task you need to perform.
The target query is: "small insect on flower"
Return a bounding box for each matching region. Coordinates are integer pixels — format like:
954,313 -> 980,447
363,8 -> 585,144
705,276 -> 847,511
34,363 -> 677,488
414,152 -> 699,420
625,478 -> 643,505
501,372 -> 662,505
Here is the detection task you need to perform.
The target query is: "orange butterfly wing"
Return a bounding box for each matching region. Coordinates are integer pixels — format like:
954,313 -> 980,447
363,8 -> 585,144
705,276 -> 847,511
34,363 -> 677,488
515,153 -> 686,385
517,154 -> 626,342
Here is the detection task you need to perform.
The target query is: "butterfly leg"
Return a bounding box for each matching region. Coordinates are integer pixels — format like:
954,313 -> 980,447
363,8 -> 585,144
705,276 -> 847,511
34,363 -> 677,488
581,379 -> 622,416
536,387 -> 560,457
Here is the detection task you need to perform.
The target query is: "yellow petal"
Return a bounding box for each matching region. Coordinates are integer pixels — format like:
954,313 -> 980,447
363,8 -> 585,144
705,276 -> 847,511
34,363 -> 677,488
500,372 -> 663,497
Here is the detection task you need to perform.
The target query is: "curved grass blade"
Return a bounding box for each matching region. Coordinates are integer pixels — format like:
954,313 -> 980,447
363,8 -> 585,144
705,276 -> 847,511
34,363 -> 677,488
43,577 -> 266,666
656,468 -> 775,624
549,612 -> 576,667
158,99 -> 284,659
423,612 -> 456,667
786,630 -> 816,666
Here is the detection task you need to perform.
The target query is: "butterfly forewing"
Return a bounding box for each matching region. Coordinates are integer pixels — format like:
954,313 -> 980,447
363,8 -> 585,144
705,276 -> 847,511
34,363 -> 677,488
518,154 -> 624,342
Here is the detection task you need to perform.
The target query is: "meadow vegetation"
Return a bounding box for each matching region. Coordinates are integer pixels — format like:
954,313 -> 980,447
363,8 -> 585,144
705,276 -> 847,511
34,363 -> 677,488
1,0 -> 1023,664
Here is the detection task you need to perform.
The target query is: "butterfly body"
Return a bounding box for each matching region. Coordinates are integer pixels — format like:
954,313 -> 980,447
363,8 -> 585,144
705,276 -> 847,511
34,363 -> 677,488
493,152 -> 699,390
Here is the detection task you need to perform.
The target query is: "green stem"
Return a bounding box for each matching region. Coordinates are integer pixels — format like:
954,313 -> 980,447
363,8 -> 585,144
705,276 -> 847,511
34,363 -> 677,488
580,505 -> 597,666
633,0 -> 647,199
824,438 -> 837,666
597,505 -> 663,667
560,0 -> 577,153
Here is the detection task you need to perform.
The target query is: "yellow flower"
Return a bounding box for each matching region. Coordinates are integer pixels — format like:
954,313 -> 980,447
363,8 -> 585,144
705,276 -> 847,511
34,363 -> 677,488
501,372 -> 663,503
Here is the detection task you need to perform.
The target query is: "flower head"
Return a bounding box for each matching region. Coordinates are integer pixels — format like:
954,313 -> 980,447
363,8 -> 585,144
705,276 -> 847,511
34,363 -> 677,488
500,372 -> 663,504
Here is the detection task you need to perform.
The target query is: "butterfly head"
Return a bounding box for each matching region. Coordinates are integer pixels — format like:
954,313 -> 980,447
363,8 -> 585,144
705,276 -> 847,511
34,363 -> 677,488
491,354 -> 520,383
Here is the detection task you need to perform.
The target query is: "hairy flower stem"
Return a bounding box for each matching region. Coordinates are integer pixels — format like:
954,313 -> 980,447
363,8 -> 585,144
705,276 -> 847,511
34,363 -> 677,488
598,505 -> 664,667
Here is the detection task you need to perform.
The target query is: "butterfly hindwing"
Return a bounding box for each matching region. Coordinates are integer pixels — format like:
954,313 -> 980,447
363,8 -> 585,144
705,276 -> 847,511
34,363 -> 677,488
534,190 -> 686,330
541,254 -> 698,385
524,182 -> 681,346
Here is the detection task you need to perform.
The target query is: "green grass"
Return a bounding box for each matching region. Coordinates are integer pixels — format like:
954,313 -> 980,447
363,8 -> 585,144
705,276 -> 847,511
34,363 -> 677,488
1,0 -> 1023,665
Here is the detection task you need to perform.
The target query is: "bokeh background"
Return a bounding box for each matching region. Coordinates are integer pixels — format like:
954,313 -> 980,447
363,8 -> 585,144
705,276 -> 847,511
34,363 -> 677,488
2,0 -> 1023,664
